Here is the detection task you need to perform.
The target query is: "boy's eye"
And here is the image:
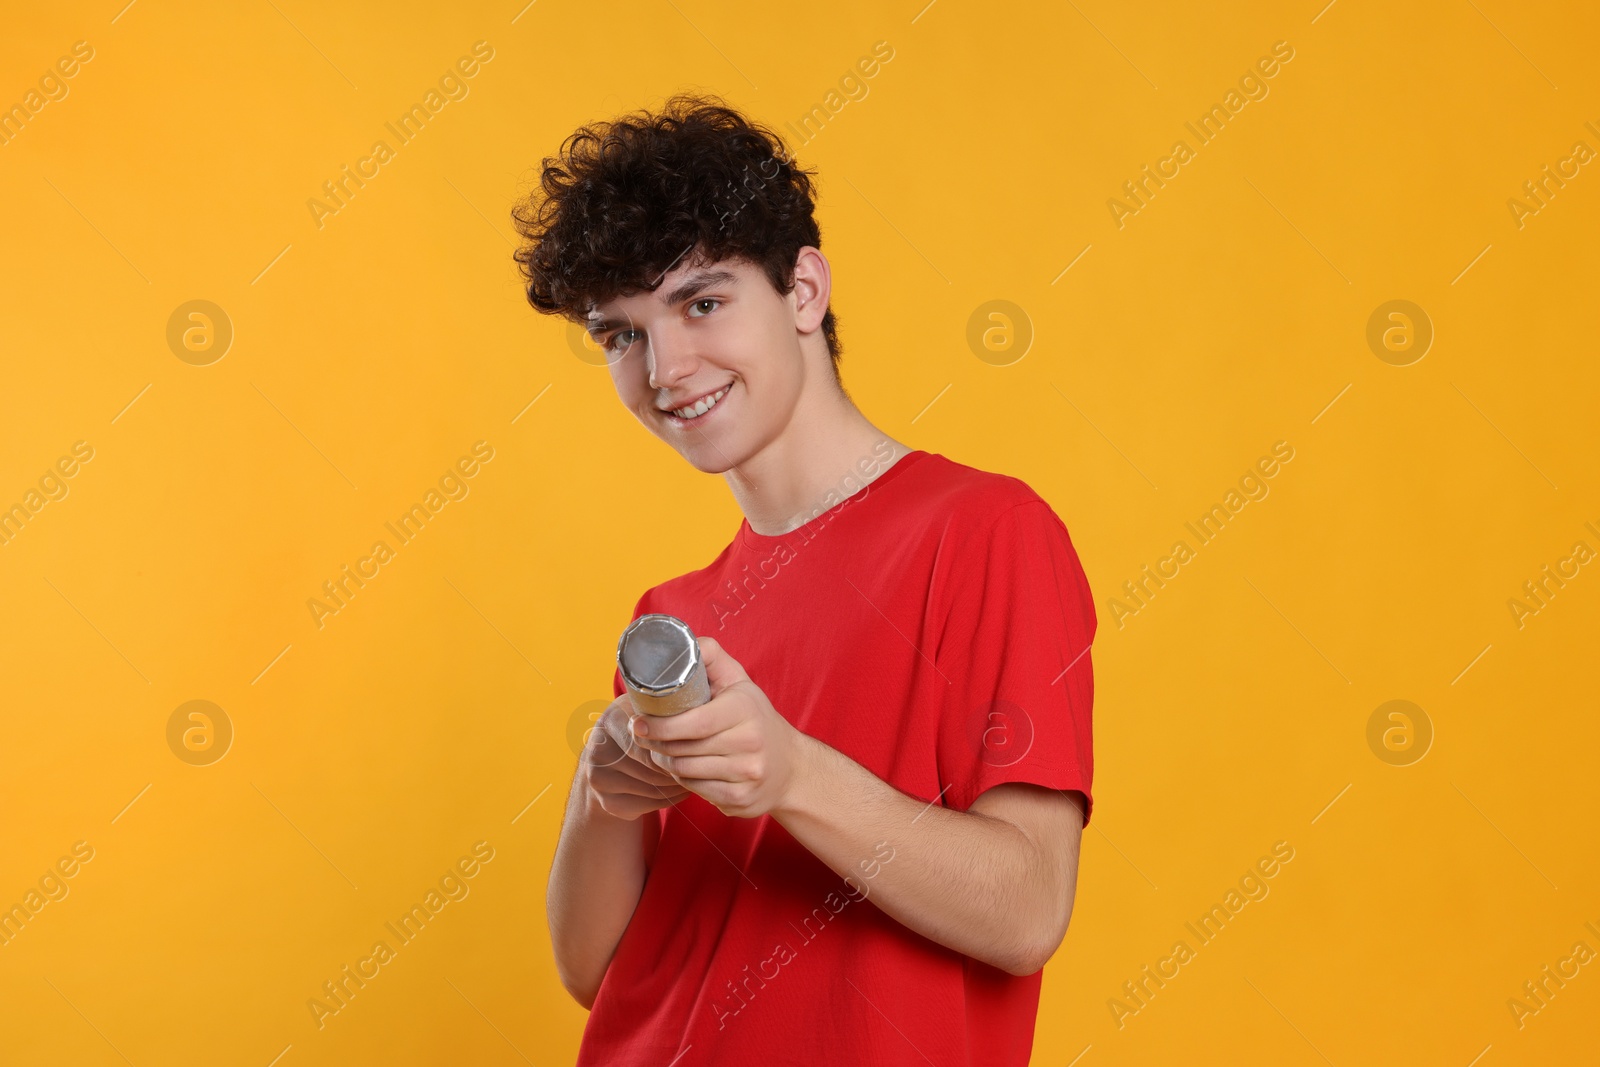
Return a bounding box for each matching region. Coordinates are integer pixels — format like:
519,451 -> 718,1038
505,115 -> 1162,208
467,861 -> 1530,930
689,298 -> 719,316
605,329 -> 639,354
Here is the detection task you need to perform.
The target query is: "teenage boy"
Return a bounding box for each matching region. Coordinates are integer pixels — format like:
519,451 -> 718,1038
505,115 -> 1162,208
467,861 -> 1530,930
514,93 -> 1097,1066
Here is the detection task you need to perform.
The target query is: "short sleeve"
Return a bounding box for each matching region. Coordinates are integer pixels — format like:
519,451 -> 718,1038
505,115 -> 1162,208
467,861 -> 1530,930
932,498 -> 1096,824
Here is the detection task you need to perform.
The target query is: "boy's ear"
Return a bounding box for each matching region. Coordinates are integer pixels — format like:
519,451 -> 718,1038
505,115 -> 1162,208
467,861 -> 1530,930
791,246 -> 830,333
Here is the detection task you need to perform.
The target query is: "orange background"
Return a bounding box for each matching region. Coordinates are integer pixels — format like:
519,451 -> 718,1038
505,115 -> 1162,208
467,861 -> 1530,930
1,1 -> 1597,1064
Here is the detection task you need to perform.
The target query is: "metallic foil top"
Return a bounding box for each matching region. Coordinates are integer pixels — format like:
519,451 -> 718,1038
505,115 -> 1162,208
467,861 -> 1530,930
616,613 -> 710,717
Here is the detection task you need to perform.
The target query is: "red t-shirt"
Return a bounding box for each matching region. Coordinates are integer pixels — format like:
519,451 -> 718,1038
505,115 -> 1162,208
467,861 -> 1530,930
578,448 -> 1096,1066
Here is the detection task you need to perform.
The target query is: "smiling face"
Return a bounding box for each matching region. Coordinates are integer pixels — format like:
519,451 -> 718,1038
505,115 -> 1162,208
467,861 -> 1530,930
587,247 -> 832,474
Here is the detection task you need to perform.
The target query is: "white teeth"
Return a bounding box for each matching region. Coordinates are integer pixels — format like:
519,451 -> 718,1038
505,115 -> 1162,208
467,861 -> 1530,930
673,386 -> 729,420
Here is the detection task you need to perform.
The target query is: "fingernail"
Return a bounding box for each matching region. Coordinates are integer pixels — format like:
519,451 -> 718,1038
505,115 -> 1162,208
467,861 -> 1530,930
633,719 -> 648,737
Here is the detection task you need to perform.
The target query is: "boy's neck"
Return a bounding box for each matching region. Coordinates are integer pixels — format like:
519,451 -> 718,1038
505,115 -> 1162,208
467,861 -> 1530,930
724,384 -> 912,537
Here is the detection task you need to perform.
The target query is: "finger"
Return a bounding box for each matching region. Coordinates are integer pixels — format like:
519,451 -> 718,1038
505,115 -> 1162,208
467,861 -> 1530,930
604,746 -> 682,785
599,701 -> 641,739
635,692 -> 740,743
594,774 -> 686,801
592,755 -> 684,790
649,751 -> 746,783
594,696 -> 637,737
588,733 -> 679,785
597,776 -> 690,802
581,735 -> 633,772
598,791 -> 689,820
633,728 -> 749,758
598,715 -> 657,764
697,636 -> 748,695
585,725 -> 649,766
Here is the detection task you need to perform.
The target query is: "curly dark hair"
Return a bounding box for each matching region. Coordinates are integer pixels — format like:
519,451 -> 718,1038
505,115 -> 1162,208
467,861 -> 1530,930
511,92 -> 841,370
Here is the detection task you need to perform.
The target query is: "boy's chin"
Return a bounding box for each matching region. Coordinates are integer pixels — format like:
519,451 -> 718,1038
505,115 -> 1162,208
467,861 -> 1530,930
680,451 -> 740,476
670,437 -> 748,476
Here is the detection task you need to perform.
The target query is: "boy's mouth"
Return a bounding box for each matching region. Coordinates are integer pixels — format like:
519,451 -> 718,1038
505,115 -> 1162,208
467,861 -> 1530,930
661,382 -> 733,424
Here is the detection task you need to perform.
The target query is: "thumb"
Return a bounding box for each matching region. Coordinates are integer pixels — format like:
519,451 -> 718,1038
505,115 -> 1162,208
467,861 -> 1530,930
697,636 -> 748,693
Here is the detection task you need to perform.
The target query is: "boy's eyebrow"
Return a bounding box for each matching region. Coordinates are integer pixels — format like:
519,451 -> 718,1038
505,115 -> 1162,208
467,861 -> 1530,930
659,268 -> 737,307
586,269 -> 739,335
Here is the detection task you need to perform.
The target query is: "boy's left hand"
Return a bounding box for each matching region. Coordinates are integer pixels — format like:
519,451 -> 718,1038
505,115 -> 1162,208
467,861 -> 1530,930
629,636 -> 809,819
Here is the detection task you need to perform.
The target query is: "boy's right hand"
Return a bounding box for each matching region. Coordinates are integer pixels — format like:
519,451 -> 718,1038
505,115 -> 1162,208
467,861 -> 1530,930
582,694 -> 690,820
